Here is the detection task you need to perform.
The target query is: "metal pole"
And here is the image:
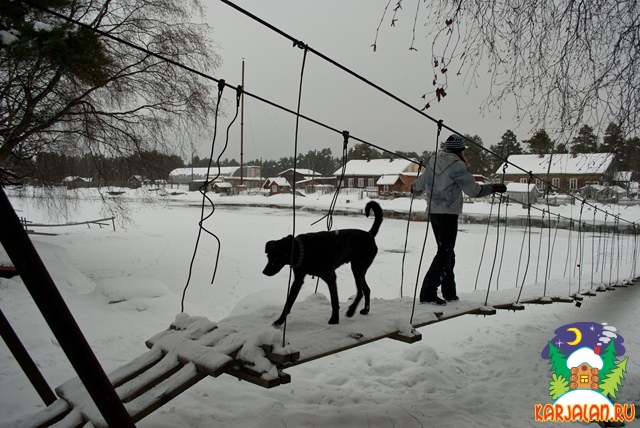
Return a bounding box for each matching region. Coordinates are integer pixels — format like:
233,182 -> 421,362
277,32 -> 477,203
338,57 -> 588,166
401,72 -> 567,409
0,186 -> 135,427
241,58 -> 245,186
0,307 -> 56,405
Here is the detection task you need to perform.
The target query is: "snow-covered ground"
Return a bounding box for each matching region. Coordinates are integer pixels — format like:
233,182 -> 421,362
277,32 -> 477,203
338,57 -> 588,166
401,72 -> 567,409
1,188 -> 639,427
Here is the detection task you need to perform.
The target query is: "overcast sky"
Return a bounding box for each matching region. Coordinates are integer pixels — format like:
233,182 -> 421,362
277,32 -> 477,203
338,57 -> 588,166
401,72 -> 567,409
200,1 -> 531,163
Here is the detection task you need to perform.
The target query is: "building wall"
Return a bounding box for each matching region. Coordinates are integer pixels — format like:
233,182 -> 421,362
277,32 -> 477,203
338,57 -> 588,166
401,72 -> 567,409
503,173 -> 606,192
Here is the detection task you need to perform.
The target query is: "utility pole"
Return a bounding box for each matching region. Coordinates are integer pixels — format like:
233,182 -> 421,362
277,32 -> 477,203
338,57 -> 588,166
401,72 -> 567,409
240,59 -> 245,186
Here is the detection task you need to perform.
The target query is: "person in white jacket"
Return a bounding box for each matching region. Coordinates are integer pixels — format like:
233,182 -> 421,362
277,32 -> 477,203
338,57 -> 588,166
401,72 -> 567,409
411,134 -> 506,305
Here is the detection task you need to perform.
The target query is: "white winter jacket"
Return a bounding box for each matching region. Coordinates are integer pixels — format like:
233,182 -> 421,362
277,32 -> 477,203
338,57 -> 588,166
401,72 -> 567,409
411,151 -> 493,214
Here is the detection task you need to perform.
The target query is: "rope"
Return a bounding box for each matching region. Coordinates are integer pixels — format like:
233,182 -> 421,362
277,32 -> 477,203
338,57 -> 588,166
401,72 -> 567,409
400,171 -> 419,298
311,131 -> 349,293
543,186 -> 553,296
575,200 -> 586,293
535,209 -> 545,284
591,209 -> 597,291
282,44 -> 308,347
515,174 -> 534,303
410,121 -> 442,325
23,0 -> 640,231
483,193 -> 502,306
181,82 -> 240,312
474,194 -> 495,291
493,165 -> 510,291
601,214 -> 609,284
548,214 -> 561,281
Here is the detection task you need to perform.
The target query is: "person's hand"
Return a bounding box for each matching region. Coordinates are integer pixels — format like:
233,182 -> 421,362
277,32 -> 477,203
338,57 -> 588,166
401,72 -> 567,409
491,183 -> 507,193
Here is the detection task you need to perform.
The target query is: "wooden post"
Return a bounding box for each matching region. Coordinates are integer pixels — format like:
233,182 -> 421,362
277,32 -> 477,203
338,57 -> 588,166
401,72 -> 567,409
0,307 -> 56,405
0,187 -> 135,427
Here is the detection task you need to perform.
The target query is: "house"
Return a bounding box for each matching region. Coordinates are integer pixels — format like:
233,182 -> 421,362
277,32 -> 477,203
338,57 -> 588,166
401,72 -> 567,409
278,168 -> 321,187
263,177 -> 291,195
495,153 -> 616,193
579,184 -> 627,202
168,166 -> 262,191
211,181 -> 233,195
128,175 -> 151,188
566,347 -> 602,391
335,158 -> 421,195
62,176 -> 92,190
505,182 -> 540,205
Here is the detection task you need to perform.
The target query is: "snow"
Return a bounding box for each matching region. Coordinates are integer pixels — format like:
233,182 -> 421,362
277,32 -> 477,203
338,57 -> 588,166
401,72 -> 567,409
566,348 -> 603,369
337,158 -> 416,176
1,187 -> 639,427
497,153 -> 615,175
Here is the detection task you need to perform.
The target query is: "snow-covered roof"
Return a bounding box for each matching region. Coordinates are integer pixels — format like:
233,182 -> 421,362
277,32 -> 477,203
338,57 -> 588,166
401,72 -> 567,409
169,167 -> 240,179
62,176 -> 92,182
377,175 -> 401,185
566,347 -> 603,369
506,183 -> 537,193
266,177 -> 290,187
213,182 -> 233,188
279,168 -> 321,177
336,158 -> 416,176
496,153 -> 614,175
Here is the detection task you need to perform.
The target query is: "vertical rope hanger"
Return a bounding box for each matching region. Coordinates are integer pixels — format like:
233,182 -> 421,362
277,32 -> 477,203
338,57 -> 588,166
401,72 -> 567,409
515,173 -> 534,304
494,165 -> 510,291
590,209 -> 597,292
601,214 -> 609,284
474,192 -> 496,290
409,121 -> 443,325
311,130 -> 349,293
535,209 -> 546,284
483,171 -> 508,306
400,161 -> 422,298
181,81 -> 241,313
548,213 -> 561,281
542,184 -> 554,296
282,42 -> 308,347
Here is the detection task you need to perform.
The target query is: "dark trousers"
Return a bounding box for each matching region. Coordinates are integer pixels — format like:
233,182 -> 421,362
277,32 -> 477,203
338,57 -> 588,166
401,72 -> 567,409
420,213 -> 458,300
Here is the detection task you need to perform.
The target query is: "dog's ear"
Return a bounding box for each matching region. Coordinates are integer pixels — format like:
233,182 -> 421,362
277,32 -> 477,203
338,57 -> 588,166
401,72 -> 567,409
265,241 -> 274,253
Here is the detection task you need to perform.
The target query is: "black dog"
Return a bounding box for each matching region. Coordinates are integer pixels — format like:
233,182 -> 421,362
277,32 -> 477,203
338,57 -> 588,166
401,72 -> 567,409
263,201 -> 383,326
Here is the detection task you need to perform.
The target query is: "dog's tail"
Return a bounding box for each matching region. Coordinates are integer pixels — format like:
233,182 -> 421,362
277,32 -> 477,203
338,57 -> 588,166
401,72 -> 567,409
365,201 -> 383,237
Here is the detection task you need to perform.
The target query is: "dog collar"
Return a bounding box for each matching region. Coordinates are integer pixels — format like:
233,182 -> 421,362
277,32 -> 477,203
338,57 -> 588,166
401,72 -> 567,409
293,236 -> 304,268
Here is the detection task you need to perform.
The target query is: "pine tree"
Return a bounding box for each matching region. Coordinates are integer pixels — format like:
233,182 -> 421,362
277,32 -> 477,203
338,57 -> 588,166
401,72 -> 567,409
524,129 -> 555,155
600,357 -> 628,399
546,342 -> 571,382
570,125 -> 599,153
462,134 -> 492,176
549,374 -> 570,400
598,338 -> 619,382
489,130 -> 523,175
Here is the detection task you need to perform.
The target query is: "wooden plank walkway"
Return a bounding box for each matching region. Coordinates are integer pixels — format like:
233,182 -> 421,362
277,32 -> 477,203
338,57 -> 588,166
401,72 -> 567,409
5,278 -> 635,428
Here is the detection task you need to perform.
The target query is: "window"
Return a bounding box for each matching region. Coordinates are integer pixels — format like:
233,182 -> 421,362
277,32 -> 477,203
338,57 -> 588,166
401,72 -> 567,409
520,178 -> 528,184
271,184 -> 277,193
552,178 -> 560,189
569,178 -> 578,190
580,375 -> 589,383
357,178 -> 364,187
536,179 -> 544,190
348,178 -> 354,188
368,178 -> 375,187
383,185 -> 389,193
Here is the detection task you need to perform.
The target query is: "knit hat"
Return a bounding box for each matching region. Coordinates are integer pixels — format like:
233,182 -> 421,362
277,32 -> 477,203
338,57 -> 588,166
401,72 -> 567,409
444,134 -> 466,151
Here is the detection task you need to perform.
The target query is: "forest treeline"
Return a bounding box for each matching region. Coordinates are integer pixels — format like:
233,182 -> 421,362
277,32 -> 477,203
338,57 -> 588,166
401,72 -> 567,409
24,123 -> 640,185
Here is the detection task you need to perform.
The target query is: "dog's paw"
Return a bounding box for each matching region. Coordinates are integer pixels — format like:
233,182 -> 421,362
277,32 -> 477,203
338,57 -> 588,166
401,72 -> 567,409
328,317 -> 339,325
346,308 -> 355,318
359,307 -> 369,315
272,319 -> 284,327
